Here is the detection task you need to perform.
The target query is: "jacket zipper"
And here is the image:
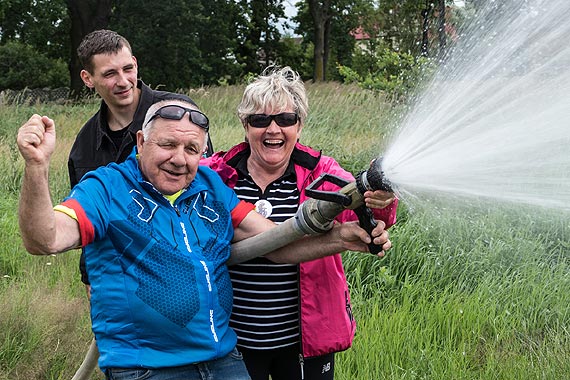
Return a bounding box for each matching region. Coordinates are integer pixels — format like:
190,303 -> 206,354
297,165 -> 318,380
297,262 -> 305,379
173,196 -> 220,353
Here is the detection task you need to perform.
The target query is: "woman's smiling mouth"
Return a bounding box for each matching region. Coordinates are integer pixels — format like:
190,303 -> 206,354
263,139 -> 284,148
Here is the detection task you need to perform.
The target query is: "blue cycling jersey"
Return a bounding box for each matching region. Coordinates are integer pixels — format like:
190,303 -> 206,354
63,149 -> 240,371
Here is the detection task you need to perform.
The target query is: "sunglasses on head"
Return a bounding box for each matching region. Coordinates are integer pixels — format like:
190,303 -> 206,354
246,112 -> 299,128
146,105 -> 210,131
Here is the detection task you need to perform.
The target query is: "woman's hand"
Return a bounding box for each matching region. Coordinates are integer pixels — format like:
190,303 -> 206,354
363,189 -> 395,209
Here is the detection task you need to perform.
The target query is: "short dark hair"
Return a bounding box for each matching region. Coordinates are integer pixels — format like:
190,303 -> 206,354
77,29 -> 132,74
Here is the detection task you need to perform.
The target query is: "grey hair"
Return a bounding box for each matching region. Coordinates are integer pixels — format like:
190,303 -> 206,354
142,99 -> 209,148
237,66 -> 308,126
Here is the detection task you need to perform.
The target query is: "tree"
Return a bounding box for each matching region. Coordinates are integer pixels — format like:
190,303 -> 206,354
0,0 -> 70,91
296,0 -> 364,81
0,0 -> 69,59
326,0 -> 370,80
236,0 -> 286,76
362,1 -> 426,56
305,0 -> 331,81
198,0 -> 244,85
436,0 -> 446,57
0,41 -> 68,90
67,0 -> 113,98
257,0 -> 287,69
369,0 -> 468,59
110,0 -> 205,90
420,0 -> 433,57
274,36 -> 310,77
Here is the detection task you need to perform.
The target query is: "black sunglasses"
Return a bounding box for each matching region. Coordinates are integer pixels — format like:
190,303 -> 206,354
246,112 -> 299,128
146,105 -> 209,131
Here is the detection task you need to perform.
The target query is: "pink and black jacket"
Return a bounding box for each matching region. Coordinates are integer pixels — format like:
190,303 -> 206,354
202,141 -> 398,358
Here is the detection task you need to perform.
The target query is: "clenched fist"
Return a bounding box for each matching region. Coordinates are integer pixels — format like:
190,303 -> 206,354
17,114 -> 56,165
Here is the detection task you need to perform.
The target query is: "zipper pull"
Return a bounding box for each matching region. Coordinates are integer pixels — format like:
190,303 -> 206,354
299,353 -> 305,379
346,290 -> 354,321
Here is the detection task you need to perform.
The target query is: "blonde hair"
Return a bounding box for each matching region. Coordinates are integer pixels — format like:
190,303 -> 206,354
237,66 -> 308,126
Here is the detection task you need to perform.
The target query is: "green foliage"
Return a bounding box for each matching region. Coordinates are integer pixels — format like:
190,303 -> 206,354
274,38 -> 314,80
0,0 -> 444,91
233,0 -> 284,75
199,0 -> 245,85
0,41 -> 68,90
363,0 -> 428,56
338,47 -> 435,101
111,0 -> 207,89
109,0 -> 293,89
295,0 -> 367,81
0,0 -> 69,60
238,0 -> 285,72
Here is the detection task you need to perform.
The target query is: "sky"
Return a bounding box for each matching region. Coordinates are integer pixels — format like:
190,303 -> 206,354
278,0 -> 299,35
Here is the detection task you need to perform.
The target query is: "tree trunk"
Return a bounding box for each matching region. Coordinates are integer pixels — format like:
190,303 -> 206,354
308,0 -> 331,82
323,17 -> 331,81
420,1 -> 431,57
67,0 -> 113,99
437,0 -> 446,58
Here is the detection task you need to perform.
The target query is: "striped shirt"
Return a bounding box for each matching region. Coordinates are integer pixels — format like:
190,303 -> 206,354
228,160 -> 300,350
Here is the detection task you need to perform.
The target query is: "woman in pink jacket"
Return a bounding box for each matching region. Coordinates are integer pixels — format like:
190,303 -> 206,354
202,66 -> 398,380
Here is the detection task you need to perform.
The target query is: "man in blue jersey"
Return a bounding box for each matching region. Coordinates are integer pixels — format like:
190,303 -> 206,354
17,99 -> 391,379
69,29 -> 214,292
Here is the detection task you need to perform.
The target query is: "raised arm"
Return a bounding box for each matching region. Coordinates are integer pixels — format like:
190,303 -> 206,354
17,115 -> 81,255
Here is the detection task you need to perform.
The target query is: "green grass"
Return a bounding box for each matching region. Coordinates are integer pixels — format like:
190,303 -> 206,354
340,202 -> 570,379
1,83 -> 569,379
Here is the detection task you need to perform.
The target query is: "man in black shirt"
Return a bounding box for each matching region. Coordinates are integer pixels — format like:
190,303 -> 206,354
68,29 -> 215,379
69,29 -> 213,287
69,29 -> 213,189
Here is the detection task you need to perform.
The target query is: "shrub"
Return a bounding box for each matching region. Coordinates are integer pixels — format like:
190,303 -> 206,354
338,45 -> 434,101
0,41 -> 68,91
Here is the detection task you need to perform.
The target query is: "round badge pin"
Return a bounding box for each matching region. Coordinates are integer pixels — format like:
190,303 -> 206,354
254,199 -> 273,218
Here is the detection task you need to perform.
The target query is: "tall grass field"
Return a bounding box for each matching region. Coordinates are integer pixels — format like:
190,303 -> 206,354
1,83 -> 569,379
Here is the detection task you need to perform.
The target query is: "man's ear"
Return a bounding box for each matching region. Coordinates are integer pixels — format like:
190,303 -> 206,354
80,70 -> 94,88
136,130 -> 145,150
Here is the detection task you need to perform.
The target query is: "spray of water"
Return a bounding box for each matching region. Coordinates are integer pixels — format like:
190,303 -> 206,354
382,0 -> 570,211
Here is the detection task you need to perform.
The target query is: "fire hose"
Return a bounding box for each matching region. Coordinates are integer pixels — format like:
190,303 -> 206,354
228,158 -> 393,264
71,160 -> 393,379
